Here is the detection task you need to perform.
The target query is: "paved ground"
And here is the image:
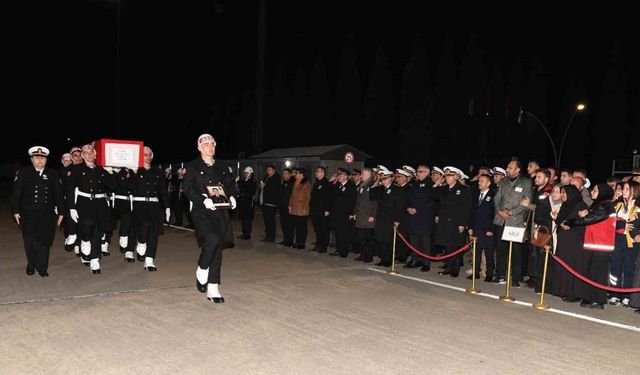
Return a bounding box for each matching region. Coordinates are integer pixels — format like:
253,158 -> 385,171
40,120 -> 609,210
1,206 -> 639,374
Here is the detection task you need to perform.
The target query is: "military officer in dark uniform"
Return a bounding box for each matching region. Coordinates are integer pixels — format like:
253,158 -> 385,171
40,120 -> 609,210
66,144 -> 117,274
129,146 -> 170,271
12,146 -> 64,277
435,166 -> 471,277
310,166 -> 332,253
370,168 -> 405,267
259,165 -> 280,242
329,168 -> 357,257
236,166 -> 257,240
103,166 -> 136,260
403,164 -> 436,272
183,133 -> 238,303
278,168 -> 294,246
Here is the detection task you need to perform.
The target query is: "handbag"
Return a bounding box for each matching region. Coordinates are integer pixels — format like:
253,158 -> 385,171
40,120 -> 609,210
530,225 -> 551,248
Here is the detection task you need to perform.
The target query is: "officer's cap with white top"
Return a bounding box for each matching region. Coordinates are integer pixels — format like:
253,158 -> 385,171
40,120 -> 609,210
376,165 -> 391,174
396,169 -> 412,177
244,166 -> 254,174
29,146 -> 49,157
492,167 -> 507,176
70,147 -> 82,154
443,166 -> 464,178
402,165 -> 416,175
431,166 -> 444,176
61,153 -> 72,162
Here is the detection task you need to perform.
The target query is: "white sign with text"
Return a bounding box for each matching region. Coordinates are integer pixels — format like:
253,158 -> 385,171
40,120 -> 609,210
501,226 -> 526,243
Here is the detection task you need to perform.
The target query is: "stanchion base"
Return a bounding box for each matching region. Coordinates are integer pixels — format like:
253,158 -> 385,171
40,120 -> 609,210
533,303 -> 550,310
499,295 -> 516,302
466,288 -> 481,294
387,270 -> 398,275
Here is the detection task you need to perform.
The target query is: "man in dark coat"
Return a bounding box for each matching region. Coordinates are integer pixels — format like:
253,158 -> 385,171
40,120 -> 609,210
329,168 -> 357,257
183,133 -> 238,303
237,166 -> 257,240
278,168 -> 294,246
468,173 -> 496,281
370,168 -> 405,267
12,146 -> 64,277
435,166 -> 471,277
310,166 -> 333,253
258,165 -> 280,242
353,168 -> 377,263
403,164 -> 435,272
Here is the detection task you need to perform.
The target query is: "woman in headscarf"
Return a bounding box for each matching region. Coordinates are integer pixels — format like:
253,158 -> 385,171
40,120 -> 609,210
548,184 -> 588,301
565,184 -> 615,309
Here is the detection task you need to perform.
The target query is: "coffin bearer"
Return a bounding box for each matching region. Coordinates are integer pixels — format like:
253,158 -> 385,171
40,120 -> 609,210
11,146 -> 64,277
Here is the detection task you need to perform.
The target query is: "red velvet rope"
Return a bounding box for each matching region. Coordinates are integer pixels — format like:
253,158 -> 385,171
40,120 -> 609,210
397,232 -> 470,261
551,254 -> 640,293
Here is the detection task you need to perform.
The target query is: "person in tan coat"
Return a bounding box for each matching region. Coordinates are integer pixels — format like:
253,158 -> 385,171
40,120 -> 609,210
289,168 -> 312,249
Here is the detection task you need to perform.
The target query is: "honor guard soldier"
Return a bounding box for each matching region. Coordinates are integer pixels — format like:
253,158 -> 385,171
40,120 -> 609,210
435,166 -> 471,277
183,134 -> 238,303
129,146 -> 170,271
66,144 -> 117,274
107,166 -> 135,261
236,166 -> 257,240
61,152 -> 78,254
11,146 -> 64,277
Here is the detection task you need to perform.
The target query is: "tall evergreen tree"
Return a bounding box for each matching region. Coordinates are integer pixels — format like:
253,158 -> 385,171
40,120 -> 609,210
363,43 -> 395,156
487,61 -> 506,160
291,66 -> 308,143
309,55 -> 334,144
459,32 -> 487,161
505,56 -> 525,159
522,56 -> 549,164
335,37 -> 362,146
432,36 -> 457,157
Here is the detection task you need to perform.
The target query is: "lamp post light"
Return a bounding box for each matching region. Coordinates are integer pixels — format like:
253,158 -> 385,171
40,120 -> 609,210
518,103 -> 586,170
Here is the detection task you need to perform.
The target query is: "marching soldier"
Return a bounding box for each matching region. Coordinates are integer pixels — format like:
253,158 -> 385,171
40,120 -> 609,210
12,146 -> 64,277
435,166 -> 471,278
61,152 -> 77,254
329,168 -> 357,257
66,144 -> 116,274
183,133 -> 238,303
129,147 -> 170,270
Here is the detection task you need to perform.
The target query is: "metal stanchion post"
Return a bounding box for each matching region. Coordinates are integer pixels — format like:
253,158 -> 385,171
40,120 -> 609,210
387,223 -> 399,275
533,244 -> 551,310
466,236 -> 480,294
499,241 -> 516,302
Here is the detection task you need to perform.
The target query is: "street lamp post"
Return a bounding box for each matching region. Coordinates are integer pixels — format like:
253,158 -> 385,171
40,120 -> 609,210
518,103 -> 585,170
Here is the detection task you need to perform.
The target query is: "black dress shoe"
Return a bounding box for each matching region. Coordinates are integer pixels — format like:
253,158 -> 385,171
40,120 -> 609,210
403,261 -> 419,269
316,248 -> 327,254
361,257 -> 373,264
64,244 -> 74,252
466,274 -> 480,280
635,309 -> 640,314
562,296 -> 580,303
39,272 -> 49,277
119,246 -> 127,254
484,275 -> 493,282
438,270 -> 451,276
144,266 -> 158,272
196,281 -> 207,293
450,272 -> 459,278
92,269 -> 101,275
339,254 -> 348,258
511,281 -> 520,288
329,251 -> 340,256
294,245 -> 306,250
136,254 -> 144,262
208,297 -> 225,303
26,264 -> 35,276
282,242 -> 293,247
125,257 -> 135,263
419,265 -> 430,272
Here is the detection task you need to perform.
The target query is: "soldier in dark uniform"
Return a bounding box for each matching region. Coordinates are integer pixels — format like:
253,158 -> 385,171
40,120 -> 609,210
403,164 -> 436,272
236,166 -> 257,240
60,152 -> 75,253
66,144 -> 117,274
370,168 -> 405,267
435,166 -> 471,277
349,169 -> 362,254
259,165 -> 280,242
278,168 -> 294,246
394,168 -> 412,261
329,168 -> 357,257
63,147 -> 83,255
103,167 -> 135,260
310,166 -> 333,253
11,146 -> 64,277
129,146 -> 170,271
183,134 -> 238,303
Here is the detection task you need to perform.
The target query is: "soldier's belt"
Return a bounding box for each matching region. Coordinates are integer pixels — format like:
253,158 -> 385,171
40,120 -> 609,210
112,194 -> 130,200
132,196 -> 160,202
77,190 -> 107,200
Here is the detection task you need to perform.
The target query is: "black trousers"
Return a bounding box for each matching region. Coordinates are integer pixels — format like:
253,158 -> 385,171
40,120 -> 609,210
262,205 -> 277,240
192,211 -> 225,284
528,244 -> 544,291
349,220 -> 360,253
444,245 -> 463,274
23,237 -> 50,273
407,233 -> 432,266
496,224 -> 523,282
134,202 -> 162,258
334,216 -> 351,256
575,251 -> 610,304
105,204 -> 135,250
356,228 -> 374,260
377,241 -> 392,265
311,215 -> 329,250
279,208 -> 294,244
292,215 -> 308,247
474,235 -> 496,277
238,200 -> 254,236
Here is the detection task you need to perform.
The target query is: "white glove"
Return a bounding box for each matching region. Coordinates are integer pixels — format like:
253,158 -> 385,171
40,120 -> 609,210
165,208 -> 171,222
203,198 -> 216,210
104,166 -> 114,174
70,209 -> 79,223
229,196 -> 237,210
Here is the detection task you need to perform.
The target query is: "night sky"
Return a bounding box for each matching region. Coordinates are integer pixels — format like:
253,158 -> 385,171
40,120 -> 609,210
2,1 -> 639,172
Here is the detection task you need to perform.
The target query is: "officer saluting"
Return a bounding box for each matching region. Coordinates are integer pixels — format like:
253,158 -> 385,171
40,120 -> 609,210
11,146 -> 64,277
183,133 -> 238,303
